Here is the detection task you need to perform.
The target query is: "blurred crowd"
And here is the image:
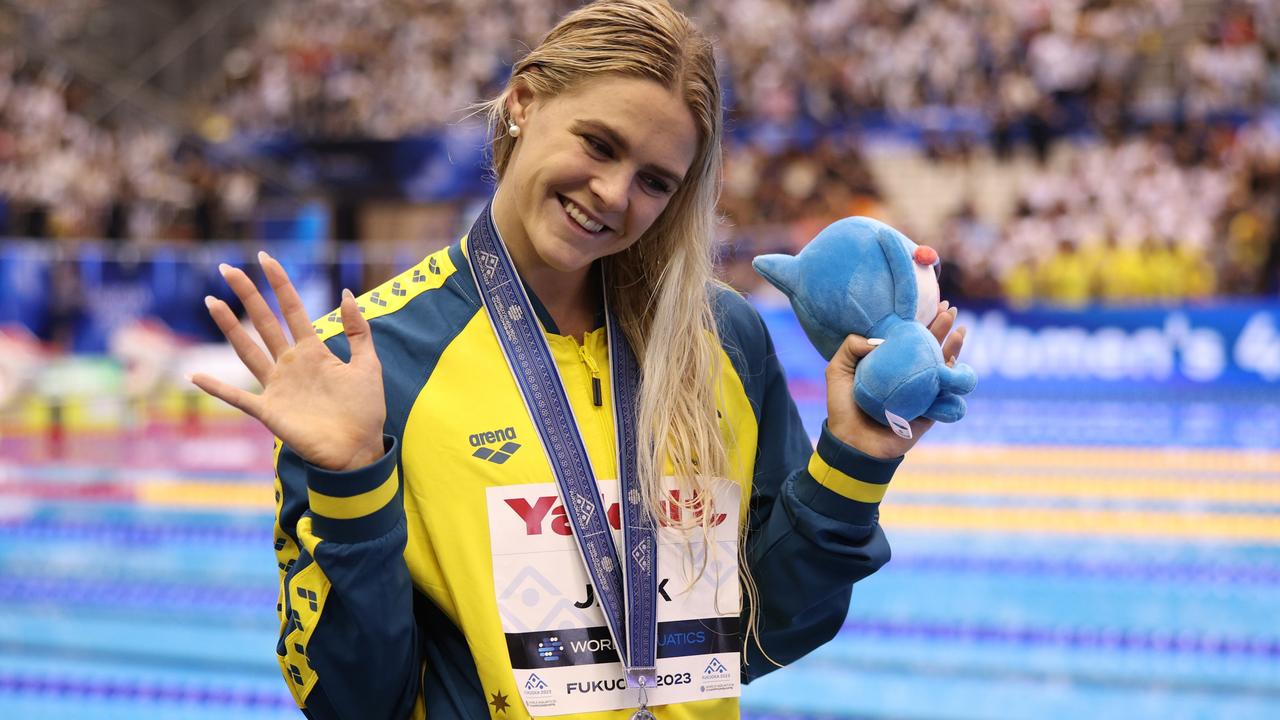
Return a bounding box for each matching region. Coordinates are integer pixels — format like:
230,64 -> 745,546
210,0 -> 1280,140
935,118 -> 1280,305
715,114 -> 1280,303
212,0 -> 550,139
1,0 -> 1279,305
0,50 -> 260,243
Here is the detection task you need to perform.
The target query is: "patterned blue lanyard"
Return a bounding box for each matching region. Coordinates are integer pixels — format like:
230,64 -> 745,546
467,205 -> 658,694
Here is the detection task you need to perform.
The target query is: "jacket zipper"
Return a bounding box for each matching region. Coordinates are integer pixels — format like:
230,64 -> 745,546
577,337 -> 616,478
578,343 -> 603,407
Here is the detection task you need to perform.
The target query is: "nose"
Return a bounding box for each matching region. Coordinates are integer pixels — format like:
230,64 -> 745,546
589,166 -> 630,216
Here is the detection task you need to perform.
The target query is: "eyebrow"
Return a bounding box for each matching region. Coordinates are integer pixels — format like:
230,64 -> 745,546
572,119 -> 687,186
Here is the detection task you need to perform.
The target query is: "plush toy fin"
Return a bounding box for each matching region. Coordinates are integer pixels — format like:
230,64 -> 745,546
923,392 -> 967,423
938,361 -> 978,396
875,226 -> 920,321
753,252 -> 853,360
751,254 -> 800,295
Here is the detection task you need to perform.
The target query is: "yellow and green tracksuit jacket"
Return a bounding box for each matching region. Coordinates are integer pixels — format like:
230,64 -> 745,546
272,235 -> 901,719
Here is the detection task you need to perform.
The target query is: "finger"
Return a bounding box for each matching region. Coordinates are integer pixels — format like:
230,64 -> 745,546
928,304 -> 957,345
942,325 -> 967,366
205,296 -> 274,385
258,251 -> 317,345
827,333 -> 880,380
220,262 -> 290,359
840,333 -> 880,362
339,288 -> 376,362
189,372 -> 264,419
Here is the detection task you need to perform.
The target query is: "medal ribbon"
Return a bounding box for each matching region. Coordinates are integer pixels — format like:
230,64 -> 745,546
466,205 -> 658,692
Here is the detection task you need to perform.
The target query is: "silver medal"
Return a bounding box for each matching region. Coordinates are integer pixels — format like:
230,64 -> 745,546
630,709 -> 656,720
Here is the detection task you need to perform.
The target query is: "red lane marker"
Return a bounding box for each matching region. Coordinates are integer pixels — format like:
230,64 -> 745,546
0,481 -> 136,502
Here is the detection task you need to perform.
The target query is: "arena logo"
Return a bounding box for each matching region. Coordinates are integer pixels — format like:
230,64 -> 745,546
471,427 -> 521,464
964,310 -> 1280,383
470,427 -> 518,447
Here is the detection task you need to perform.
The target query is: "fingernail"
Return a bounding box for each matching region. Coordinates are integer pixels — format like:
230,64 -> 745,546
184,373 -> 194,384
948,355 -> 957,365
204,295 -> 216,309
940,300 -> 950,311
342,288 -> 354,301
949,306 -> 958,317
258,250 -> 271,264
868,338 -> 885,346
218,263 -> 231,276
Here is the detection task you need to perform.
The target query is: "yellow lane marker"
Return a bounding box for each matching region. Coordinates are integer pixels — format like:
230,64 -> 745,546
882,505 -> 1280,543
134,478 -> 1280,546
891,472 -> 1280,503
907,446 -> 1280,473
137,481 -> 272,511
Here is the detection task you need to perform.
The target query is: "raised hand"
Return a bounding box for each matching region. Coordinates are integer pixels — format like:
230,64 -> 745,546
190,252 -> 387,472
825,301 -> 967,459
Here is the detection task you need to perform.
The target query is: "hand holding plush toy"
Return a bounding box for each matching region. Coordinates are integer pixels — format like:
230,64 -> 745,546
753,217 -> 977,440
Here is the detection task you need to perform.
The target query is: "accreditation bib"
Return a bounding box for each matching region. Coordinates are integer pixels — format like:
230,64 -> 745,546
487,479 -> 743,716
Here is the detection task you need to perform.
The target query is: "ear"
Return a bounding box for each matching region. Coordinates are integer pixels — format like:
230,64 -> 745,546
875,225 -> 918,320
506,79 -> 537,126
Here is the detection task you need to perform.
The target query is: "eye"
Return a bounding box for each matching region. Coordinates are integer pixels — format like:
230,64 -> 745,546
582,134 -> 613,159
641,174 -> 673,196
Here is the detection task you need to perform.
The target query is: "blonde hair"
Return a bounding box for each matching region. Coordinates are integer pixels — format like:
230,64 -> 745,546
481,0 -> 771,660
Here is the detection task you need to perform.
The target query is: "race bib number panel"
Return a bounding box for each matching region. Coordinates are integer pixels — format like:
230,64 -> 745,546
488,479 -> 742,716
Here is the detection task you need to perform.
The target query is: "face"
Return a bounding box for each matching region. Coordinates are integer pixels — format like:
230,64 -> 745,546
492,75 -> 699,281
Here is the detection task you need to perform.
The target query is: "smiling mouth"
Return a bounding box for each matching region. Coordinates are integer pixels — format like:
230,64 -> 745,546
558,195 -> 610,234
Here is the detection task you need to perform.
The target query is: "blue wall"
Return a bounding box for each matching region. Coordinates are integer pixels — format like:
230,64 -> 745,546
755,300 -> 1280,395
4,235 -> 1279,392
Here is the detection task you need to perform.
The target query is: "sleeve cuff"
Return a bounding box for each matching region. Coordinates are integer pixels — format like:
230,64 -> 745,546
793,422 -> 903,526
304,435 -> 402,543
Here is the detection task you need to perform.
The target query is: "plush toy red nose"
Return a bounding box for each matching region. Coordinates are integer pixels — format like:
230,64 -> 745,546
913,246 -> 938,265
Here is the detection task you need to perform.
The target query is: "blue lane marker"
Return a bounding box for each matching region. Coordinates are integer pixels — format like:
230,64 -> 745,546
889,554 -> 1280,585
0,673 -> 294,707
0,519 -> 269,546
0,576 -> 273,611
839,619 -> 1280,658
884,494 -> 1280,513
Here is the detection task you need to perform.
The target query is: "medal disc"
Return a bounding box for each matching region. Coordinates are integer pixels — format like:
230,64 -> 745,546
630,709 -> 656,720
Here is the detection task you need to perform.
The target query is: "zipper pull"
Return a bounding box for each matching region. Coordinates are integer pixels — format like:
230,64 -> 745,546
578,344 -> 603,407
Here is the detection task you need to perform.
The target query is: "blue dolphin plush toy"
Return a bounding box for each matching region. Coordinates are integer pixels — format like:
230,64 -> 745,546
752,217 -> 977,439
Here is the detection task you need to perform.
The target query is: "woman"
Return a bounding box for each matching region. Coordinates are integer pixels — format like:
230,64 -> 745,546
193,1 -> 966,718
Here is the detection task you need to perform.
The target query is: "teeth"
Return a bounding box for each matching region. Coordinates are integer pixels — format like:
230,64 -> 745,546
562,198 -> 605,233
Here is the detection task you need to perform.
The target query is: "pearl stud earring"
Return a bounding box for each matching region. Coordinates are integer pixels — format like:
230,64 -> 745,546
508,123 -> 521,138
